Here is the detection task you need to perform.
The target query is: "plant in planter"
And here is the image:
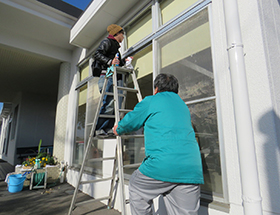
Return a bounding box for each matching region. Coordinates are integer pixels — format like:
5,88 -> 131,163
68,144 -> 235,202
22,140 -> 57,168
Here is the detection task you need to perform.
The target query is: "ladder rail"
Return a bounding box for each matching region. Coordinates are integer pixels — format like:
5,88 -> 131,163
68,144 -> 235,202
68,67 -> 143,215
131,69 -> 142,101
68,77 -> 109,215
107,150 -> 118,209
113,66 -> 127,215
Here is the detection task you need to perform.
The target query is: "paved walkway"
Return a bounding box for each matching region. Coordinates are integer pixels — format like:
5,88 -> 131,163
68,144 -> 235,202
0,159 -> 14,181
0,180 -> 121,215
0,160 -> 121,215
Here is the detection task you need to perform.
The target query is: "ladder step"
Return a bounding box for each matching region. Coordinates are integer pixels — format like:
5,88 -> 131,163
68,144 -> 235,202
121,134 -> 144,139
68,68 -> 142,215
99,114 -> 115,118
80,177 -> 113,185
115,67 -> 133,74
119,109 -> 132,113
117,86 -> 138,93
105,92 -> 125,97
87,157 -> 115,162
92,136 -> 117,140
75,196 -> 110,207
123,163 -> 141,168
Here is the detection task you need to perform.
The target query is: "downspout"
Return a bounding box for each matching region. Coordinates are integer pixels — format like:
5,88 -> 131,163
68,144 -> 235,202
222,0 -> 263,215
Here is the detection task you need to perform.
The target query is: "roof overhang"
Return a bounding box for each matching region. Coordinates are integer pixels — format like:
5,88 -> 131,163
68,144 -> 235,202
70,0 -> 150,49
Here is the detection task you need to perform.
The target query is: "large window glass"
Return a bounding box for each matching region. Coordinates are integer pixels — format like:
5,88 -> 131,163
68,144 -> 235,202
160,0 -> 198,25
156,8 -> 223,196
80,63 -> 89,81
73,85 -> 87,165
123,72 -> 153,178
84,77 -> 103,175
125,9 -> 152,48
122,45 -> 153,178
74,62 -> 104,175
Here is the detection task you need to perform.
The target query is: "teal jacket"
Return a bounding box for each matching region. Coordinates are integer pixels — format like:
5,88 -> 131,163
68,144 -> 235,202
116,91 -> 204,184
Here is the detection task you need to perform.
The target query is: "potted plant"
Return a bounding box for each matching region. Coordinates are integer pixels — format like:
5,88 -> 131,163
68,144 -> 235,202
22,140 -> 57,169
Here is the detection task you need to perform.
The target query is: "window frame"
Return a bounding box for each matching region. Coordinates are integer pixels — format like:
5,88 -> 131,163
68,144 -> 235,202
150,1 -> 228,204
72,0 -> 228,205
72,61 -> 89,168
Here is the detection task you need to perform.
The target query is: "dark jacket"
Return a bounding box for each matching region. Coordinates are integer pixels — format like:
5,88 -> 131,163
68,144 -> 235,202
94,36 -> 125,71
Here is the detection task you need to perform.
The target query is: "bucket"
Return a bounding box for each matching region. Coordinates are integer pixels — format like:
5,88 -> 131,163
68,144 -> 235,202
7,174 -> 26,193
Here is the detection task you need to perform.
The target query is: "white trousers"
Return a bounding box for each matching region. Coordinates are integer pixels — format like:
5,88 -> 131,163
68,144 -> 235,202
129,169 -> 201,215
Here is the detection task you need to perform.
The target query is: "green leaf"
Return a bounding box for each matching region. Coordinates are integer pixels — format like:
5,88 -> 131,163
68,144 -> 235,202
38,139 -> 42,153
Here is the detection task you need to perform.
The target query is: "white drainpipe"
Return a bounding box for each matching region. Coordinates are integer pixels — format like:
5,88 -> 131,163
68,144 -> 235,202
222,0 -> 263,214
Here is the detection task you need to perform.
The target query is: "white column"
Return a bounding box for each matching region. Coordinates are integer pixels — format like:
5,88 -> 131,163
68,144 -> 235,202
53,62 -> 71,162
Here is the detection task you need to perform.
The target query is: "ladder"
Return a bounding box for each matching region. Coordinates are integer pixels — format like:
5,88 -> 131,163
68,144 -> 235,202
68,66 -> 143,215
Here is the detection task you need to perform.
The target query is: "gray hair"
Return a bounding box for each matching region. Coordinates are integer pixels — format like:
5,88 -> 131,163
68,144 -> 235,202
154,73 -> 179,94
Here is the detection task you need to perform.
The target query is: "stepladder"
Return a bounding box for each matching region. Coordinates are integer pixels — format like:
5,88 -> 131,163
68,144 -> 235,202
68,66 -> 144,215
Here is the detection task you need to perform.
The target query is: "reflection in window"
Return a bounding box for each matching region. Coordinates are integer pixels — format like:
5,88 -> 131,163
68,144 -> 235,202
157,8 -> 223,196
189,101 -> 222,196
123,73 -> 153,178
73,85 -> 87,165
126,44 -> 153,110
84,77 -> 103,175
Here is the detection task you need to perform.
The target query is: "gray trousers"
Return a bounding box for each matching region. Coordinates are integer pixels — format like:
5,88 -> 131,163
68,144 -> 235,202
129,169 -> 200,215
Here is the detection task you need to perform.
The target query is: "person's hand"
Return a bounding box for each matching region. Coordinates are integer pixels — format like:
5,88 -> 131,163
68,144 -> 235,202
113,125 -> 119,135
112,57 -> 120,65
125,56 -> 133,61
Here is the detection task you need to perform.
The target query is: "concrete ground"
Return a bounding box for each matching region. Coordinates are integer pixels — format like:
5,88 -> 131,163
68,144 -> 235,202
0,180 -> 121,215
0,160 -> 121,215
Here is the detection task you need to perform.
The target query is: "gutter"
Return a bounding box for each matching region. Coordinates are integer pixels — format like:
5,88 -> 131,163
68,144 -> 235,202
222,0 -> 263,214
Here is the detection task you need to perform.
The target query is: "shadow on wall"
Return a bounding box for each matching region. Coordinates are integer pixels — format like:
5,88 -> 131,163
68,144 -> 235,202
258,110 -> 280,214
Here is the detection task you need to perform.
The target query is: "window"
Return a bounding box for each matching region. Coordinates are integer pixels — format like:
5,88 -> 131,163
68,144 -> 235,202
125,9 -> 152,48
160,0 -> 198,25
73,62 -> 103,175
156,8 -> 223,197
123,72 -> 153,178
84,77 -> 103,175
73,85 -> 87,165
73,63 -> 89,165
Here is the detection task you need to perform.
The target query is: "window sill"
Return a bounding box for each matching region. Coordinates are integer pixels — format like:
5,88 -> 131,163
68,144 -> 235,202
200,197 -> 230,213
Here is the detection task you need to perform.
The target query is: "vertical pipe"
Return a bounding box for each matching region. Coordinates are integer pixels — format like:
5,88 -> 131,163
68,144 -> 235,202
222,0 -> 263,214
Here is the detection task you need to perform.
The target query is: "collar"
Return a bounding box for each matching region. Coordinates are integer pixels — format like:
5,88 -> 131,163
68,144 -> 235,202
107,35 -> 116,40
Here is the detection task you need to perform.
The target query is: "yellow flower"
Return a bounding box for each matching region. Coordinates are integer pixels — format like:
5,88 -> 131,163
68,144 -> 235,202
45,158 -> 48,161
42,157 -> 45,161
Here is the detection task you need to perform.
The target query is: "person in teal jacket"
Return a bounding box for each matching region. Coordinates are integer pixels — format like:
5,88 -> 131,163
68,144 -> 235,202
113,73 -> 204,215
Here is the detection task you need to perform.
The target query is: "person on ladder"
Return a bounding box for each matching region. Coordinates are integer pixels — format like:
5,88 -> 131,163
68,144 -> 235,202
93,24 -> 126,137
113,73 -> 204,215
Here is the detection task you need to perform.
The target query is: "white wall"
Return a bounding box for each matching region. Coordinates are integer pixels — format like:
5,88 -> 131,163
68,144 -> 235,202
237,0 -> 280,214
